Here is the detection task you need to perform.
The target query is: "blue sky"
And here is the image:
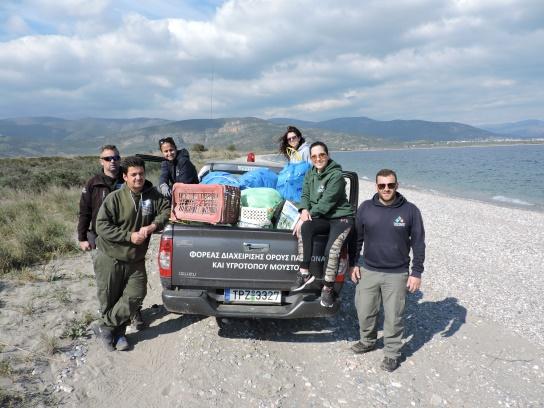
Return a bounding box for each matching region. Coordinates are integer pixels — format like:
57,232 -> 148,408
0,0 -> 542,125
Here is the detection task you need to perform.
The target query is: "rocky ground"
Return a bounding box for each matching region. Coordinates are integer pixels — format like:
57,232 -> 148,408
1,180 -> 543,407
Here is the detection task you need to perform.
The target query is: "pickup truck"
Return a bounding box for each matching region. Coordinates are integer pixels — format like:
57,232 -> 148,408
158,161 -> 359,319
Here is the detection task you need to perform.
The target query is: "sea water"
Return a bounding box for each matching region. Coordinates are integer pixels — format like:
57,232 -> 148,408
332,144 -> 544,212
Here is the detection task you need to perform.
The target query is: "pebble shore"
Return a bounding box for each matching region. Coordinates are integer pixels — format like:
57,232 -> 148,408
357,179 -> 544,346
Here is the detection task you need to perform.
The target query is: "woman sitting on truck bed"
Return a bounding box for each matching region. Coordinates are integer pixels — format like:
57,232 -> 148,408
158,137 -> 199,198
291,141 -> 354,308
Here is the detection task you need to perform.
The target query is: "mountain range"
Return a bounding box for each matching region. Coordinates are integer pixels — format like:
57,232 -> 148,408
0,116 -> 541,157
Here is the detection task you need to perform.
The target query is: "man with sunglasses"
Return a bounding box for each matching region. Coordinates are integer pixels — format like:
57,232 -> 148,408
349,169 -> 425,372
78,145 -> 124,251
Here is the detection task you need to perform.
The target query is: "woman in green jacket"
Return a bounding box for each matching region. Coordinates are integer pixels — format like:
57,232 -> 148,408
291,141 -> 354,308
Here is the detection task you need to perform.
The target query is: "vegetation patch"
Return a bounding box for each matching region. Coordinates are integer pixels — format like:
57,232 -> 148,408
61,313 -> 94,340
0,388 -> 25,408
0,150 -> 234,275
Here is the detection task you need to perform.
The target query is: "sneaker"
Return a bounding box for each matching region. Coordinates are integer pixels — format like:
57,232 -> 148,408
129,309 -> 145,331
91,322 -> 115,352
350,341 -> 376,354
290,272 -> 315,292
115,335 -> 130,351
380,357 -> 400,372
320,286 -> 335,308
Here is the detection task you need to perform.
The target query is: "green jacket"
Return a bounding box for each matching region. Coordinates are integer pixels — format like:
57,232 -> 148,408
299,159 -> 354,219
96,181 -> 170,262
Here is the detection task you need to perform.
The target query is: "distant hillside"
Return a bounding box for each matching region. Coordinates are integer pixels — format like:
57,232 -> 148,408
270,117 -> 496,142
0,117 -> 172,156
479,120 -> 544,139
0,115 -> 528,158
0,117 -> 374,157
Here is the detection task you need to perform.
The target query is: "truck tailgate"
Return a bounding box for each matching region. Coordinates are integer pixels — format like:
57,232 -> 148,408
170,225 -> 328,289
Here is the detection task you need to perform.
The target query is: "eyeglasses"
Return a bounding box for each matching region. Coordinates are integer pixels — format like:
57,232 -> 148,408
310,152 -> 328,161
286,135 -> 299,142
101,155 -> 121,162
377,182 -> 397,190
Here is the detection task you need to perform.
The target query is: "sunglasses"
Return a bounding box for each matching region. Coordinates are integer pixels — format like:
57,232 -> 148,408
159,137 -> 175,146
286,135 -> 299,142
101,155 -> 121,162
377,182 -> 397,190
310,152 -> 328,161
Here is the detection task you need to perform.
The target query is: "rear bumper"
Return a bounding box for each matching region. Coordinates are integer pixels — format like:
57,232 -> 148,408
162,288 -> 339,319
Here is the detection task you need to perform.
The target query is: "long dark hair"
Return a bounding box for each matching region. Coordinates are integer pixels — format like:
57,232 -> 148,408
278,126 -> 306,160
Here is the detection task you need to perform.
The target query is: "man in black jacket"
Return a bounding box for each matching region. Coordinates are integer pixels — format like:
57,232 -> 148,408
77,145 -> 124,251
349,169 -> 425,372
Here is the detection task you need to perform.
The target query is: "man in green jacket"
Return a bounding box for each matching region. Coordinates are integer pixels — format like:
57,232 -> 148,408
92,156 -> 170,351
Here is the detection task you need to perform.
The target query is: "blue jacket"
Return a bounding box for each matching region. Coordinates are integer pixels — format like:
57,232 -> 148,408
159,149 -> 198,186
349,192 -> 425,277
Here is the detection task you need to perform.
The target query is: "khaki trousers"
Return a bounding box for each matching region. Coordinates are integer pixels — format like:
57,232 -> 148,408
93,250 -> 147,329
355,267 -> 408,359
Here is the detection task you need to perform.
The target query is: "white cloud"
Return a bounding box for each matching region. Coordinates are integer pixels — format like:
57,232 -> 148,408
5,15 -> 31,35
0,0 -> 542,123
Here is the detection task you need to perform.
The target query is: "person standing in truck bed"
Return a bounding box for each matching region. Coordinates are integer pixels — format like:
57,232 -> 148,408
278,125 -> 312,163
92,156 -> 170,351
157,137 -> 199,199
291,141 -> 354,308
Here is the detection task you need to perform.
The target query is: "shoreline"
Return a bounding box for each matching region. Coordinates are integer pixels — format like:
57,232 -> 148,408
255,154 -> 544,214
333,140 -> 544,153
356,177 -> 544,346
256,141 -> 544,157
357,176 -> 544,214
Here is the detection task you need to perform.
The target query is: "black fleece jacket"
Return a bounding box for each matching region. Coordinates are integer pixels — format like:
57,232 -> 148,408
77,171 -> 124,241
159,149 -> 198,186
349,192 -> 426,277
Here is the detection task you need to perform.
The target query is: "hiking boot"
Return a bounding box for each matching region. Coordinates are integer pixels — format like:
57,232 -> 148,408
290,272 -> 315,292
128,309 -> 145,332
115,335 -> 130,351
350,341 -> 376,354
92,322 -> 115,352
320,286 -> 335,308
380,357 -> 400,372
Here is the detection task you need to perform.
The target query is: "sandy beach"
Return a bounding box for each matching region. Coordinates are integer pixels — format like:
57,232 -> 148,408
1,175 -> 543,407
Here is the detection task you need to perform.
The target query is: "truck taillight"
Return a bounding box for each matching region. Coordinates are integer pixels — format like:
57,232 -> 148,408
158,235 -> 173,278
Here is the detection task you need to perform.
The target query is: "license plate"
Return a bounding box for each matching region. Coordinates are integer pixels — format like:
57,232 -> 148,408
224,288 -> 281,304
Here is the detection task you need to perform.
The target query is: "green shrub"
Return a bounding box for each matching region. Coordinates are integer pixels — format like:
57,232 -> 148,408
0,151 -> 236,274
191,143 -> 207,152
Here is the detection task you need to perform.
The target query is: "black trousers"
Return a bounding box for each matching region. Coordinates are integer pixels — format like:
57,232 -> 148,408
298,217 -> 354,283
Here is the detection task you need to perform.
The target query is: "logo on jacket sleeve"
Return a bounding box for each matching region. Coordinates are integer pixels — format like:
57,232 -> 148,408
393,216 -> 405,227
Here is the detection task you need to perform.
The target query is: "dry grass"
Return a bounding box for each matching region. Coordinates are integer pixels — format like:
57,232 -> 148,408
39,333 -> 60,356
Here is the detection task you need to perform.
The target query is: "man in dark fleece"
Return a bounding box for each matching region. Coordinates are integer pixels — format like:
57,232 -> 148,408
349,169 -> 425,372
77,144 -> 123,251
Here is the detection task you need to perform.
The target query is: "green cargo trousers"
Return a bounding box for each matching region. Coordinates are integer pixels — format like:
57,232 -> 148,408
354,267 -> 408,359
93,250 -> 147,329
